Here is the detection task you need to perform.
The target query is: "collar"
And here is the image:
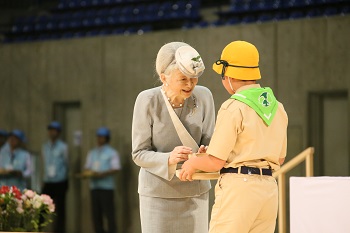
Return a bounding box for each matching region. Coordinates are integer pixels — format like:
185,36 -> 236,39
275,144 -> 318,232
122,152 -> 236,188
236,84 -> 261,93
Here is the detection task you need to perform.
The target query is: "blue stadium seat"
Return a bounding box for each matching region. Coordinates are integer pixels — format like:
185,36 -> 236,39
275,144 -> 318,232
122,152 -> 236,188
137,25 -> 152,35
314,0 -> 335,4
303,0 -> 316,6
289,10 -> 304,19
274,12 -> 288,20
226,17 -> 240,25
62,32 -> 74,39
58,20 -> 69,29
188,0 -> 200,8
242,15 -> 256,23
146,3 -> 160,13
258,13 -> 273,22
271,0 -> 282,9
45,21 -> 58,30
196,21 -> 209,28
93,17 -> 107,26
251,0 -> 268,11
84,10 -> 97,18
231,0 -> 251,12
182,21 -> 195,29
69,19 -> 82,28
96,9 -> 110,17
109,7 -> 121,15
73,31 -> 86,38
323,7 -> 338,16
34,22 -> 46,31
285,0 -> 308,7
101,0 -> 113,5
111,28 -> 124,35
124,27 -> 137,35
160,2 -> 172,11
72,11 -> 84,19
68,0 -> 79,9
11,25 -> 23,33
91,0 -> 104,7
82,18 -> 94,27
174,0 -> 187,10
341,5 -> 350,14
79,0 -> 89,7
98,29 -> 112,36
22,24 -> 34,33
211,19 -> 226,27
306,8 -> 323,17
107,15 -> 118,24
121,6 -> 134,15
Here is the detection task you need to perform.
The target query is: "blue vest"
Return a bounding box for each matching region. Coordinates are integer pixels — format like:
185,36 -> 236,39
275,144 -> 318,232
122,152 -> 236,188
86,145 -> 119,190
0,147 -> 30,190
42,140 -> 68,183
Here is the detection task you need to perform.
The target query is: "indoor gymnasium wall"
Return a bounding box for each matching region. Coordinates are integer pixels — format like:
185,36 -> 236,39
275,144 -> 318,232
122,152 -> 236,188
0,15 -> 349,233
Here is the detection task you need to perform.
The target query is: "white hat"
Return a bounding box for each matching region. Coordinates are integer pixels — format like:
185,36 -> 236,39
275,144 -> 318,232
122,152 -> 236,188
175,46 -> 205,78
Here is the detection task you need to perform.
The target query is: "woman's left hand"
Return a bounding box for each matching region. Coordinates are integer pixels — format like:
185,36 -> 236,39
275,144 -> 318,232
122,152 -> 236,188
198,145 -> 208,153
178,160 -> 196,181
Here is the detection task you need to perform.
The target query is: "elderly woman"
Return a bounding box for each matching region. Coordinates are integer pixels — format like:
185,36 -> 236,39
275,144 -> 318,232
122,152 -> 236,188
132,42 -> 215,233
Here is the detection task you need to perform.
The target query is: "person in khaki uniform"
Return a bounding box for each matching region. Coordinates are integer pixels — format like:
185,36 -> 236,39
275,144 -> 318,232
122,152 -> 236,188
179,40 -> 288,233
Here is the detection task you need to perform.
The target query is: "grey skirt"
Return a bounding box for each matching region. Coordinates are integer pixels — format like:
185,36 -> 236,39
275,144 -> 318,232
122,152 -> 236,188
139,192 -> 209,233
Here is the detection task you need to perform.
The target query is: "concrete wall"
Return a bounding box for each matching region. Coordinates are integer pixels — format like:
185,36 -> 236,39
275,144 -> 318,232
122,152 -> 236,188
0,15 -> 349,233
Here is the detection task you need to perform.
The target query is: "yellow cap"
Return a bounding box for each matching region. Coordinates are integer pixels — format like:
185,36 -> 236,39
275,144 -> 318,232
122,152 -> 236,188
212,41 -> 261,80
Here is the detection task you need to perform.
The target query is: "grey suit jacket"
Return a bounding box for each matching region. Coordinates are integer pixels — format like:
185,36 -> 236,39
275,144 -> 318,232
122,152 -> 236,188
132,85 -> 215,198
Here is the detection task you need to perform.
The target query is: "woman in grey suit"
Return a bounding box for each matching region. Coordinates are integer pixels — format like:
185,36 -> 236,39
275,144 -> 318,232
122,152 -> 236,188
132,42 -> 215,233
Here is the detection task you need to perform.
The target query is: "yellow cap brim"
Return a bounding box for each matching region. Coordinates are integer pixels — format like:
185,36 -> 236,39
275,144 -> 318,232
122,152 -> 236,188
212,62 -> 261,80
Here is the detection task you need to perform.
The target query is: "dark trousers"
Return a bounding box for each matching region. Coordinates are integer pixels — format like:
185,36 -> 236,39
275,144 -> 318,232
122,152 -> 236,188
42,180 -> 68,233
91,189 -> 117,233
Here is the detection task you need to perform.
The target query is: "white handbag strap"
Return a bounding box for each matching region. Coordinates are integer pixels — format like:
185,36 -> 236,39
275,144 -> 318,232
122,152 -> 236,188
161,89 -> 199,151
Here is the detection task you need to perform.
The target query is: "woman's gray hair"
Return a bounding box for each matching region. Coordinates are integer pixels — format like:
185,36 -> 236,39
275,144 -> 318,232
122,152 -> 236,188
155,42 -> 189,77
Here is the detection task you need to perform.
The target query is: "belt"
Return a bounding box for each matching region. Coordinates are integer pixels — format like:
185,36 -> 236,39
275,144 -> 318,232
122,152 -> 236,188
220,166 -> 273,176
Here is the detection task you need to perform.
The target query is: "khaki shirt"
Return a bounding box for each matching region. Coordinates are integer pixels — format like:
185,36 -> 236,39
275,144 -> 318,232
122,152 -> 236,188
207,84 -> 288,171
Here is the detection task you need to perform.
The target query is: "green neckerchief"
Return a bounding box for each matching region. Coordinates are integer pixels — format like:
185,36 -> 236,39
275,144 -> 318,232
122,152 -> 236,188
231,87 -> 278,126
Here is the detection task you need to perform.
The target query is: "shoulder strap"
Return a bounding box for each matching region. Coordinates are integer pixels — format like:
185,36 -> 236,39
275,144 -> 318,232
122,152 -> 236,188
160,89 -> 199,151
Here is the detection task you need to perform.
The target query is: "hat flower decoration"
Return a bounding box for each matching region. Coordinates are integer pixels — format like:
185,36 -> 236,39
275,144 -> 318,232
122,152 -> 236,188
175,46 -> 205,78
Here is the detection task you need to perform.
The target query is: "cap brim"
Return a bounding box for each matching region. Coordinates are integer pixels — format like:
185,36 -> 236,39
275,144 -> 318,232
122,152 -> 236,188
212,62 -> 261,80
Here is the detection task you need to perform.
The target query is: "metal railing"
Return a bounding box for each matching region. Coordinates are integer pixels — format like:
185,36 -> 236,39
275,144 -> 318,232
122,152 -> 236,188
273,147 -> 315,233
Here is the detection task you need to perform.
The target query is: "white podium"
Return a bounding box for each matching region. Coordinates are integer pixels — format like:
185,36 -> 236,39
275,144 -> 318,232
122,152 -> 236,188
290,177 -> 350,233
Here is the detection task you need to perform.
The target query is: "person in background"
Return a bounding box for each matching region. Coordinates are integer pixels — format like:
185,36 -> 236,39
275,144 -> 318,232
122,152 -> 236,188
0,129 -> 8,149
84,127 -> 121,233
41,121 -> 68,233
0,129 -> 31,190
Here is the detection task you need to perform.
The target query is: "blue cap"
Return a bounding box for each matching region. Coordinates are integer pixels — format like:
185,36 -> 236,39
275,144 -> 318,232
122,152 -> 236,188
10,129 -> 26,143
0,129 -> 8,137
48,121 -> 62,131
96,127 -> 110,137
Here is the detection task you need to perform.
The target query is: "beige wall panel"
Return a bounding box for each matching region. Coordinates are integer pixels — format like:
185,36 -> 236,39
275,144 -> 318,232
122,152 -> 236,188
0,45 -> 13,129
45,39 -> 81,102
299,18 -> 327,90
10,43 -> 33,134
26,42 -> 50,153
276,20 -> 304,128
325,16 -> 350,89
240,22 -> 277,90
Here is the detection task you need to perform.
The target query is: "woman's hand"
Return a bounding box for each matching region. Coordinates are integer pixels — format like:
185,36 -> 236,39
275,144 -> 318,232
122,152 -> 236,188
168,146 -> 192,165
198,145 -> 208,153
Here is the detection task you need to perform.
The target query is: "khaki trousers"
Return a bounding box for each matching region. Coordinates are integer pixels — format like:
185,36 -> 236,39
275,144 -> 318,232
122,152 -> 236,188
209,173 -> 278,233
